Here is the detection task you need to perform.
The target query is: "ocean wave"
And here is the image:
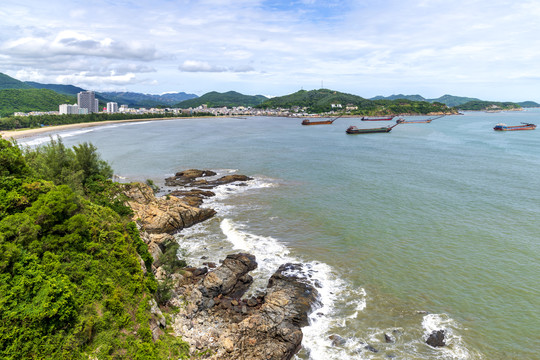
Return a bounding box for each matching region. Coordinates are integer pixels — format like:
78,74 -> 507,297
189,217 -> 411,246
422,313 -> 480,360
18,128 -> 96,146
175,172 -> 478,360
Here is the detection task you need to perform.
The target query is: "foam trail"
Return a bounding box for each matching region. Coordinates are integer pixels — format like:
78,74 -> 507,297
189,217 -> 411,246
219,218 -> 369,359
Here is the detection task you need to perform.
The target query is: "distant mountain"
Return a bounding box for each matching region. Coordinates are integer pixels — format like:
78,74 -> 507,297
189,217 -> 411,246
0,89 -> 76,117
371,94 -> 426,102
0,72 -> 34,90
457,100 -> 521,111
432,94 -> 481,107
371,94 -> 481,107
516,101 -> 540,108
25,82 -> 86,96
176,91 -> 267,108
99,91 -> 198,107
259,89 -> 371,113
258,89 -> 455,115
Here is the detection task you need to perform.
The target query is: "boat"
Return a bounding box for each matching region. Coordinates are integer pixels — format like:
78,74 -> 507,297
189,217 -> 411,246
361,116 -> 394,121
493,123 -> 536,131
301,114 -> 342,125
301,119 -> 334,125
346,123 -> 399,134
396,115 -> 445,124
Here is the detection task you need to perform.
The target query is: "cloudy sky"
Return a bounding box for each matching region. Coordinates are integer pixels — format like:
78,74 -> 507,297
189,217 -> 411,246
2,0 -> 540,101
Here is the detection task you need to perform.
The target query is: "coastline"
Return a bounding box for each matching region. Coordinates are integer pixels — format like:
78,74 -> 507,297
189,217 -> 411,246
0,117 -> 188,140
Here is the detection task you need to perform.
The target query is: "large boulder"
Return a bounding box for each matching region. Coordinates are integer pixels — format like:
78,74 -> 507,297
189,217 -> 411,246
426,330 -> 446,347
123,182 -> 216,234
214,263 -> 319,360
165,169 -> 216,186
172,260 -> 319,360
199,253 -> 258,302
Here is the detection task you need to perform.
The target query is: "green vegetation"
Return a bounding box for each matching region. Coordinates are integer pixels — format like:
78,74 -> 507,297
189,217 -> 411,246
370,94 -> 482,107
456,100 -> 522,111
0,136 -> 190,359
0,73 -> 34,90
257,89 -> 455,115
0,89 -> 76,117
516,101 -> 540,108
176,91 -> 267,108
432,94 -> 481,107
370,94 -> 426,102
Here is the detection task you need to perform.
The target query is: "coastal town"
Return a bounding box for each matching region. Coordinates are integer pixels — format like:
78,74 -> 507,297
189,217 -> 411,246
11,90 -> 315,118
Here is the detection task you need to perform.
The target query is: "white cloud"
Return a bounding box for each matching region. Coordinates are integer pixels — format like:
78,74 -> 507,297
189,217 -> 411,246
179,60 -> 254,73
0,0 -> 540,100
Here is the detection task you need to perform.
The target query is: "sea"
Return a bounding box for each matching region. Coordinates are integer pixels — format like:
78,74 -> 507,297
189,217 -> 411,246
19,110 -> 540,359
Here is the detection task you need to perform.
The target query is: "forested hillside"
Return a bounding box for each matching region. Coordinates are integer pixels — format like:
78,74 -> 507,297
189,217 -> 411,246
176,91 -> 267,108
0,89 -> 75,117
0,137 -> 190,359
257,89 -> 456,115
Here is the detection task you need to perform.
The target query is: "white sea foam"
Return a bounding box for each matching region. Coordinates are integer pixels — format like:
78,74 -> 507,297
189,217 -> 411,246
219,217 -> 371,360
174,173 -> 372,360
18,128 -> 96,146
422,313 -> 478,360
176,172 -> 476,360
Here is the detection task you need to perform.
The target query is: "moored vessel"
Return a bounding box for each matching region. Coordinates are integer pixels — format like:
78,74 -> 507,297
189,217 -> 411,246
301,114 -> 343,125
396,115 -> 445,124
493,123 -> 536,131
361,116 -> 394,121
346,123 -> 399,134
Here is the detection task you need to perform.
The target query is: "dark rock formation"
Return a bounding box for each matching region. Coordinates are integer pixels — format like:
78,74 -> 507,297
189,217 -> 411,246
364,344 -> 379,353
165,169 -> 252,205
426,330 -> 446,347
199,253 -> 257,303
384,333 -> 395,343
329,334 -> 347,346
165,169 -> 216,186
172,260 -> 319,360
211,174 -> 252,185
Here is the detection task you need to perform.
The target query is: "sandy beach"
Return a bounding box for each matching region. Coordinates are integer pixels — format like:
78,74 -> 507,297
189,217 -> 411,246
0,117 -> 186,140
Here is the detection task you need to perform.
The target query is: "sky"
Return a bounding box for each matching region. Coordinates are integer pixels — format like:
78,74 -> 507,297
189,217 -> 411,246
2,0 -> 540,101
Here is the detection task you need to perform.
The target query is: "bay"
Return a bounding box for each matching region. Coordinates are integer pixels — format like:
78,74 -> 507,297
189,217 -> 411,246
22,110 -> 540,359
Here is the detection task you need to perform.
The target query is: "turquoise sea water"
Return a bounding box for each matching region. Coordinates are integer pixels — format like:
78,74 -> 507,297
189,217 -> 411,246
22,110 -> 540,359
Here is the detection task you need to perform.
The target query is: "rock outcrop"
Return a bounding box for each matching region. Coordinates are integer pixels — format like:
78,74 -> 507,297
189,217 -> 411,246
123,182 -> 216,240
165,169 -> 253,188
172,260 -> 319,360
125,171 -> 317,359
426,329 -> 446,347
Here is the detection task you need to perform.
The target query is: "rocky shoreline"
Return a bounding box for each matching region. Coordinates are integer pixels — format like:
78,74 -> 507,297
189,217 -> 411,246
124,169 -> 450,358
123,170 -> 319,359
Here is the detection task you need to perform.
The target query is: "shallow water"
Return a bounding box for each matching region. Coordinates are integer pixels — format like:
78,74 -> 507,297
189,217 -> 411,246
22,110 -> 540,359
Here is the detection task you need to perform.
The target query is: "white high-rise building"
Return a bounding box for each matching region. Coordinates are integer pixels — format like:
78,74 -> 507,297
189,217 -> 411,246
59,103 -> 79,115
77,91 -> 98,113
106,102 -> 118,113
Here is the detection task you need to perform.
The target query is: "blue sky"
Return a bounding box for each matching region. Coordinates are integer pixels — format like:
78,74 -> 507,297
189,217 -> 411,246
2,0 -> 540,101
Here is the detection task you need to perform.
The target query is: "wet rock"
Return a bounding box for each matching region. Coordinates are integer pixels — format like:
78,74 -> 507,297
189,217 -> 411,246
165,169 -> 217,186
211,174 -> 252,185
199,253 -> 257,303
384,333 -> 395,343
193,267 -> 208,277
365,344 -> 379,353
329,334 -> 347,346
426,330 -> 446,347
